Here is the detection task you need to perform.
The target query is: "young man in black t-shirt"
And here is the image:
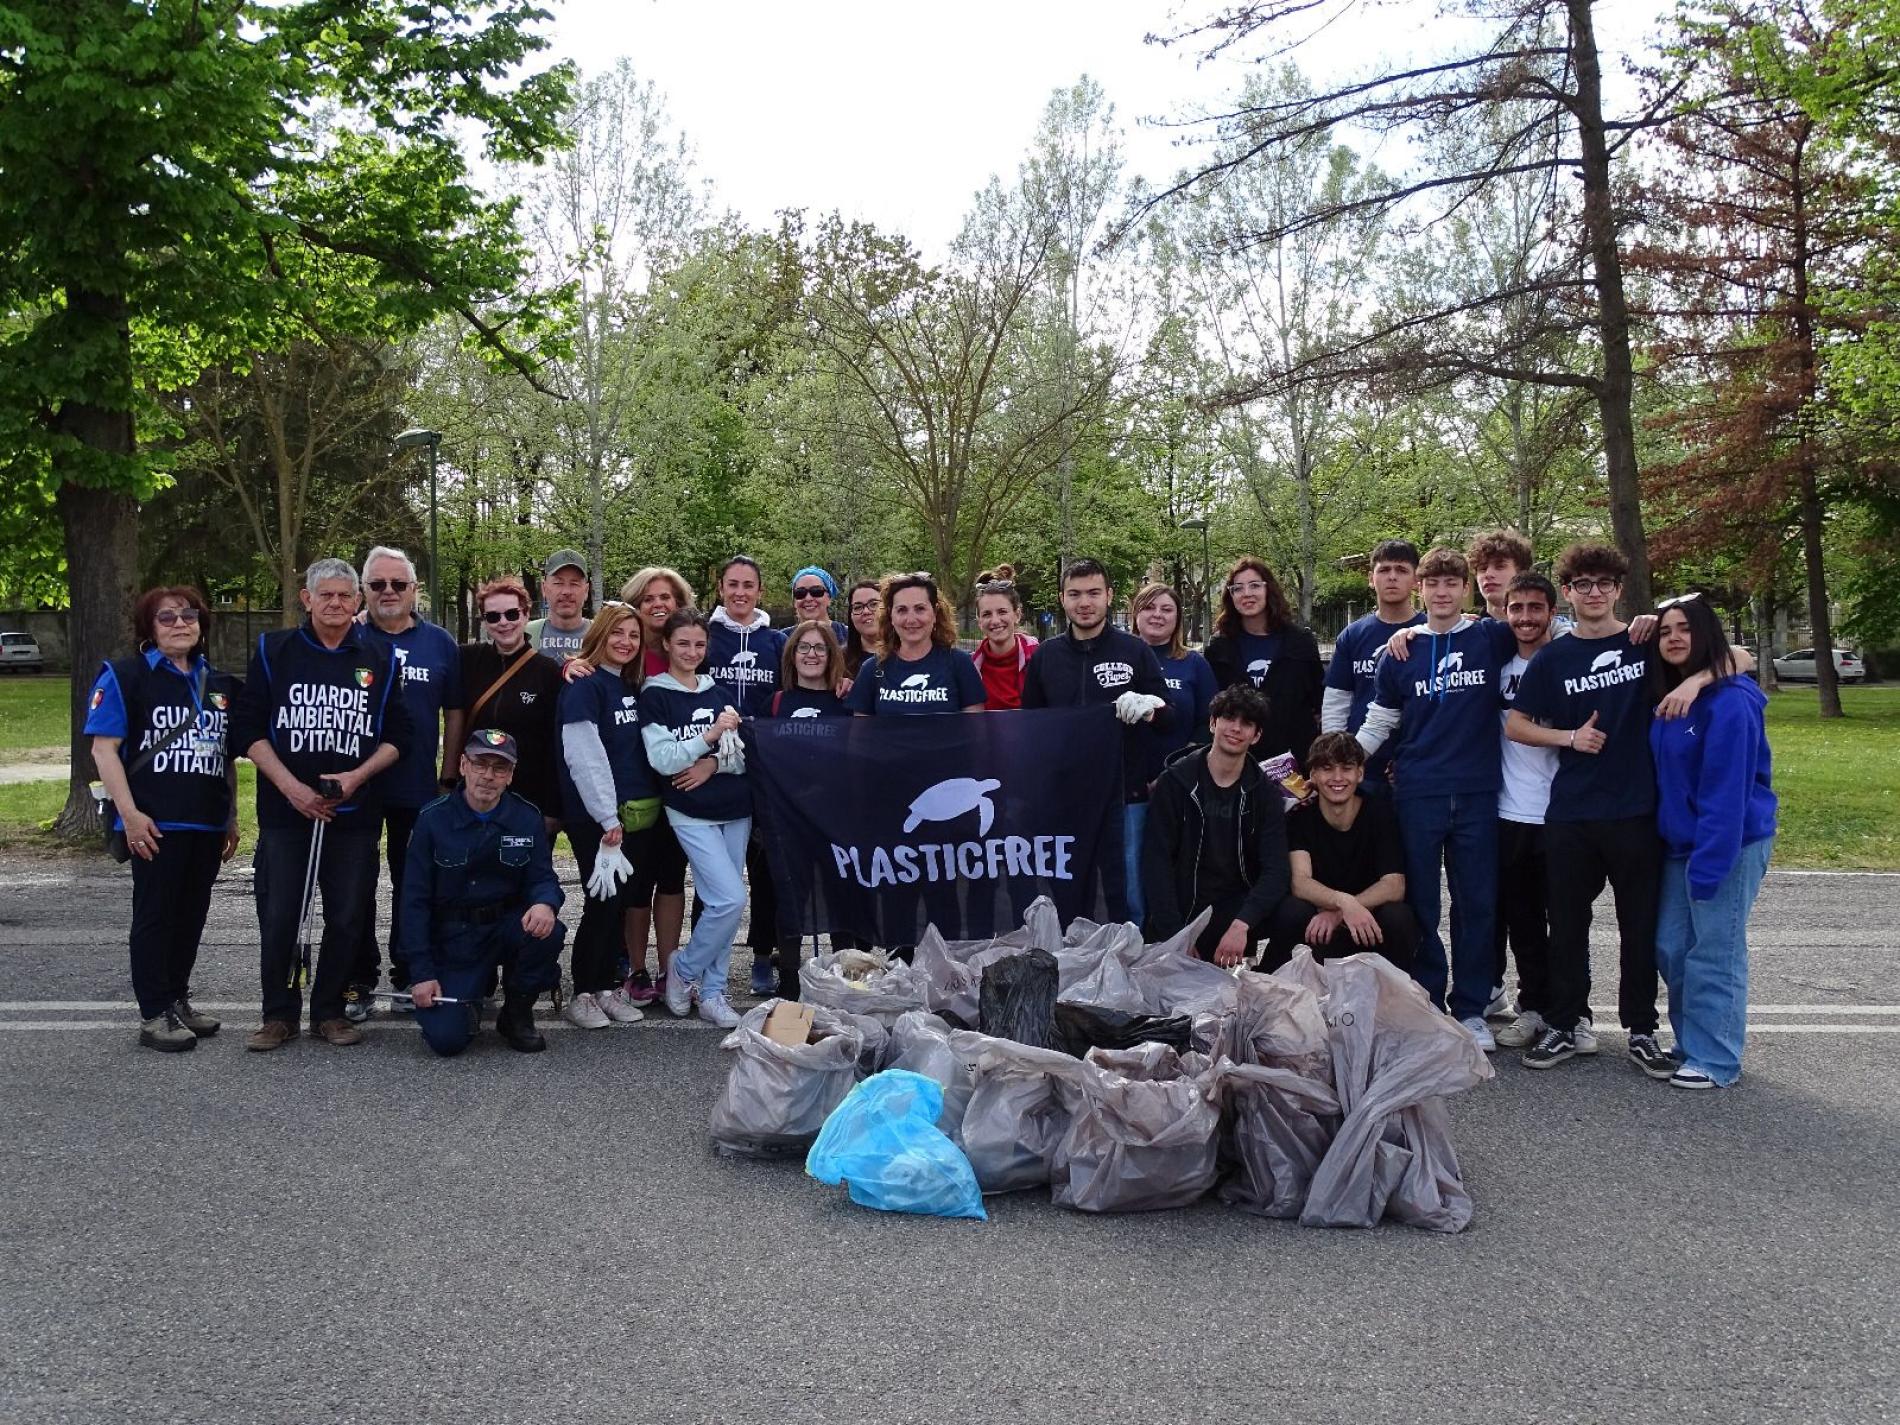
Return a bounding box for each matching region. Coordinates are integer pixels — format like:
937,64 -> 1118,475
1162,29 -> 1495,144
1266,732 -> 1417,972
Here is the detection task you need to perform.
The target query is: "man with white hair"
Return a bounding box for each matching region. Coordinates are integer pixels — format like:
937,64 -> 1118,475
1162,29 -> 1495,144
230,558 -> 413,1050
344,545 -> 462,1020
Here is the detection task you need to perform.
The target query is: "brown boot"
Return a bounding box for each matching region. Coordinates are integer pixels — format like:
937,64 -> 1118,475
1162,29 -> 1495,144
311,1017 -> 365,1046
246,1020 -> 297,1052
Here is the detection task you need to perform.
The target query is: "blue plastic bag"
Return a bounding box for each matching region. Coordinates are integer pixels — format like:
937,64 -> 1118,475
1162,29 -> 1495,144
806,1070 -> 988,1221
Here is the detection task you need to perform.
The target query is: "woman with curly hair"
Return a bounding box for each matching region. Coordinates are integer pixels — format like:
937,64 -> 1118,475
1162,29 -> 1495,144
843,571 -> 986,716
1204,555 -> 1324,768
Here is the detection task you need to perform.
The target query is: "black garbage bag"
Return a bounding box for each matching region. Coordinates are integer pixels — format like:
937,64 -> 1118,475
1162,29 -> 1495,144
978,948 -> 1059,1048
1051,1002 -> 1193,1059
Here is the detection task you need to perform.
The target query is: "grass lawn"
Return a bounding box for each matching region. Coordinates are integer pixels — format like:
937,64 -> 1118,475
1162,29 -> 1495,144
0,674 -> 74,753
1,678 -> 1894,869
1761,683 -> 1900,870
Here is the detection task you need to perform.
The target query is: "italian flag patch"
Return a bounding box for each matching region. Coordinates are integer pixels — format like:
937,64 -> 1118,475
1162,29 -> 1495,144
354,667 -> 374,689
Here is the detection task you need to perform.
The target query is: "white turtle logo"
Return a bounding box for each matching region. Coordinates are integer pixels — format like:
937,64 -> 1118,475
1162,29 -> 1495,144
1589,648 -> 1624,673
690,707 -> 715,725
729,650 -> 758,668
790,706 -> 821,719
900,673 -> 931,689
1436,650 -> 1465,675
902,777 -> 1002,837
1247,659 -> 1270,683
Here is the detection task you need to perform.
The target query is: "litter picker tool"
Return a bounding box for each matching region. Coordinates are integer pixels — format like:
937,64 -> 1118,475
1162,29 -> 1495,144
290,815 -> 327,991
369,990 -> 463,1005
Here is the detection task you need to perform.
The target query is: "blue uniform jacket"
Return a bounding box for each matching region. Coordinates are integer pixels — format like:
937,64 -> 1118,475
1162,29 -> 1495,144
399,789 -> 563,984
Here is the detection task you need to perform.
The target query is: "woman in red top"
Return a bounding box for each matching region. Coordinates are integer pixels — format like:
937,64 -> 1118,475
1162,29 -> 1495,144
970,565 -> 1039,710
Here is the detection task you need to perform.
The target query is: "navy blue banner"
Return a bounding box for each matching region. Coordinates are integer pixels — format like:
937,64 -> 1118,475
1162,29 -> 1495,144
746,708 -> 1126,942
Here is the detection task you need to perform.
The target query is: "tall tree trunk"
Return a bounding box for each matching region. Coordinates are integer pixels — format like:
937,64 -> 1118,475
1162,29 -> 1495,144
52,464 -> 138,839
1569,0 -> 1653,613
1787,129 -> 1841,718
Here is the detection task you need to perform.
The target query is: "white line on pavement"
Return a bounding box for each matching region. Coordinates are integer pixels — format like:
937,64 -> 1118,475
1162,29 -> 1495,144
6,999 -> 1899,1015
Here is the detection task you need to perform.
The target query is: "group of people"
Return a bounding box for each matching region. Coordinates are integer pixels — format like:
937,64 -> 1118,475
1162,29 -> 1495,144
87,528 -> 1776,1091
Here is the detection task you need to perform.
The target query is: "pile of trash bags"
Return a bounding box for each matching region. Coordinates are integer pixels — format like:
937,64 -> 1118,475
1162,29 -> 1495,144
710,898 -> 1494,1230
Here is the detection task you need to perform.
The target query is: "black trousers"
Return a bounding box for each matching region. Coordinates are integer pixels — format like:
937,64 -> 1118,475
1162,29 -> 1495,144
1184,895 -> 1264,963
1495,819 -> 1551,1014
1263,896 -> 1417,975
255,821 -> 379,1026
128,830 -> 223,1019
567,820 -> 655,995
348,803 -> 420,992
1544,816 -> 1662,1035
415,918 -> 566,1057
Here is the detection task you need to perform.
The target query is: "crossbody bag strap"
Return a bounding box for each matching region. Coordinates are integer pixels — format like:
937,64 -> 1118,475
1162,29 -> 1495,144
468,646 -> 538,729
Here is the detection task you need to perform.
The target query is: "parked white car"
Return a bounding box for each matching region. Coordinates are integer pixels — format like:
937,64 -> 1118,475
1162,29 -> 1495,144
1773,646 -> 1866,683
0,631 -> 44,673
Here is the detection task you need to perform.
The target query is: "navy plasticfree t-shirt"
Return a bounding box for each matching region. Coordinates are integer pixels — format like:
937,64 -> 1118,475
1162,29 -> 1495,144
767,685 -> 849,719
364,618 -> 461,809
1368,618 -> 1516,799
843,647 -> 987,716
1130,649 -> 1218,791
1327,610 -> 1424,788
636,677 -> 754,822
1230,631 -> 1284,689
556,667 -> 657,827
1511,628 -> 1657,822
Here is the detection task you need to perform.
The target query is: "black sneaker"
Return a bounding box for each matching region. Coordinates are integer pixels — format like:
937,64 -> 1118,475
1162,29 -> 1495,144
342,985 -> 373,1024
1627,1033 -> 1678,1080
1523,1027 -> 1578,1070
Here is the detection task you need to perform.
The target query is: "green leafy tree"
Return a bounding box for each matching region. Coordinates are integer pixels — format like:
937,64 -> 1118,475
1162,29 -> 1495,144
0,0 -> 572,835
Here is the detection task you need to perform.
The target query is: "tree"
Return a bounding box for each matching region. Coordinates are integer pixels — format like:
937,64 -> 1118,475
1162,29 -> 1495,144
0,1 -> 572,836
793,214 -> 1114,601
1144,0 -> 1669,609
1636,0 -> 1899,717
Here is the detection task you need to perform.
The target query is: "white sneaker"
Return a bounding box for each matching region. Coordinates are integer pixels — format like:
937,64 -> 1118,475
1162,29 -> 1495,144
596,987 -> 645,1024
1461,1016 -> 1496,1052
1483,985 -> 1512,1020
697,993 -> 742,1029
663,972 -> 695,1018
1495,1009 -> 1547,1049
1573,1018 -> 1600,1055
561,992 -> 611,1030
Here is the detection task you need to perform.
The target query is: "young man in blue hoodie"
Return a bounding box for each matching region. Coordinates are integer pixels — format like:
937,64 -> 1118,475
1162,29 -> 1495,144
1321,538 -> 1423,798
1356,547 -> 1515,1048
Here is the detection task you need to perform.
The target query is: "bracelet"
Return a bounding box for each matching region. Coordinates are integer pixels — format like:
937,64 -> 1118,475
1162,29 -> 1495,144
1568,729 -> 1577,748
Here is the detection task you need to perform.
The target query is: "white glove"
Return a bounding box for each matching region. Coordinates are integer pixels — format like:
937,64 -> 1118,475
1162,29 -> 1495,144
586,843 -> 633,900
1114,692 -> 1166,725
716,719 -> 746,773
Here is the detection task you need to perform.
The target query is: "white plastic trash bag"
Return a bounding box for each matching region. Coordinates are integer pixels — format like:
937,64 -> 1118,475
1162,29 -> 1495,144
1213,1057 -> 1341,1219
1051,1045 -> 1222,1213
709,1000 -> 868,1159
959,1037 -> 1089,1193
798,947 -> 931,1027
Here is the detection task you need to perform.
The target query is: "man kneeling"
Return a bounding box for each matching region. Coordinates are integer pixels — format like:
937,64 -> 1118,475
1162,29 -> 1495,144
401,731 -> 566,1056
1265,732 -> 1417,973
1143,685 -> 1290,965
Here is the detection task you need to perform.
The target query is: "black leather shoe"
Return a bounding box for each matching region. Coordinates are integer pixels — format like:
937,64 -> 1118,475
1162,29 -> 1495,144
497,999 -> 546,1053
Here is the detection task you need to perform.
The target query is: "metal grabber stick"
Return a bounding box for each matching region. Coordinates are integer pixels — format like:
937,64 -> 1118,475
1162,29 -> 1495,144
290,816 -> 328,991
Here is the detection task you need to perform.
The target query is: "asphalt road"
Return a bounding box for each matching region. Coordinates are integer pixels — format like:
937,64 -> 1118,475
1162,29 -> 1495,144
2,856 -> 1896,1424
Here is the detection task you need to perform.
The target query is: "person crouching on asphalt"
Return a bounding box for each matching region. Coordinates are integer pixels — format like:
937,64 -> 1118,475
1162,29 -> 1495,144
1141,684 -> 1291,966
401,732 -> 565,1055
85,586 -> 242,1052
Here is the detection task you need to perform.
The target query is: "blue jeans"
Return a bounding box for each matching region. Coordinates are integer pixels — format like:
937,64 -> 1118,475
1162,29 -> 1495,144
1656,838 -> 1772,1085
1123,802 -> 1147,928
1395,790 -> 1499,1021
668,814 -> 751,1001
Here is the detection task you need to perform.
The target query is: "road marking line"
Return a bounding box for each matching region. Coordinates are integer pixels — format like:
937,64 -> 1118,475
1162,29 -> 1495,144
0,1018 -> 717,1032
8,999 -> 1899,1016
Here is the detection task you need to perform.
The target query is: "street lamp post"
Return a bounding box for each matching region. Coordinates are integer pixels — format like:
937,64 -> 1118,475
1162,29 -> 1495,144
394,428 -> 443,621
1179,516 -> 1211,645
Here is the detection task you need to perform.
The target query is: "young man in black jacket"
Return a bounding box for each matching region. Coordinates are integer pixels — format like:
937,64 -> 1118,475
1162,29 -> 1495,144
1142,685 -> 1291,965
232,558 -> 412,1051
1020,558 -> 1172,922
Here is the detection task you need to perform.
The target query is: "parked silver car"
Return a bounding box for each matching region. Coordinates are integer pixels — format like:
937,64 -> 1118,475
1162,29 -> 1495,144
1773,646 -> 1866,683
0,631 -> 45,673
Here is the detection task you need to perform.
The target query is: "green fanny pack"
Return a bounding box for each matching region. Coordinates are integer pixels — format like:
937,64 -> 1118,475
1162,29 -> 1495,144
618,797 -> 663,833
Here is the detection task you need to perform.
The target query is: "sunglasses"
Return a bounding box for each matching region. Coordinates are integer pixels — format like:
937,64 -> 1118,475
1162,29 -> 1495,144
366,578 -> 411,593
1565,577 -> 1622,595
482,608 -> 525,624
1656,591 -> 1704,609
153,608 -> 201,626
793,585 -> 829,599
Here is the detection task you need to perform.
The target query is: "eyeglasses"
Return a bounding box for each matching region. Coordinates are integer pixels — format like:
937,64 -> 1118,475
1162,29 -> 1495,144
366,579 -> 411,593
153,608 -> 201,626
1227,581 -> 1267,595
793,585 -> 829,600
482,608 -> 525,624
464,759 -> 513,776
1656,591 -> 1704,609
794,642 -> 829,656
849,599 -> 879,614
1565,577 -> 1622,595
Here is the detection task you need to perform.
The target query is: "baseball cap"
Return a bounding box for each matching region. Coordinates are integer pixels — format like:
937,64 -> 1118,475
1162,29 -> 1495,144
463,728 -> 519,764
543,548 -> 587,579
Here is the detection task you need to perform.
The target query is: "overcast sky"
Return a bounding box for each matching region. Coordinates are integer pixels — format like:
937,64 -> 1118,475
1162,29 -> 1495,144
539,0 -> 1670,256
